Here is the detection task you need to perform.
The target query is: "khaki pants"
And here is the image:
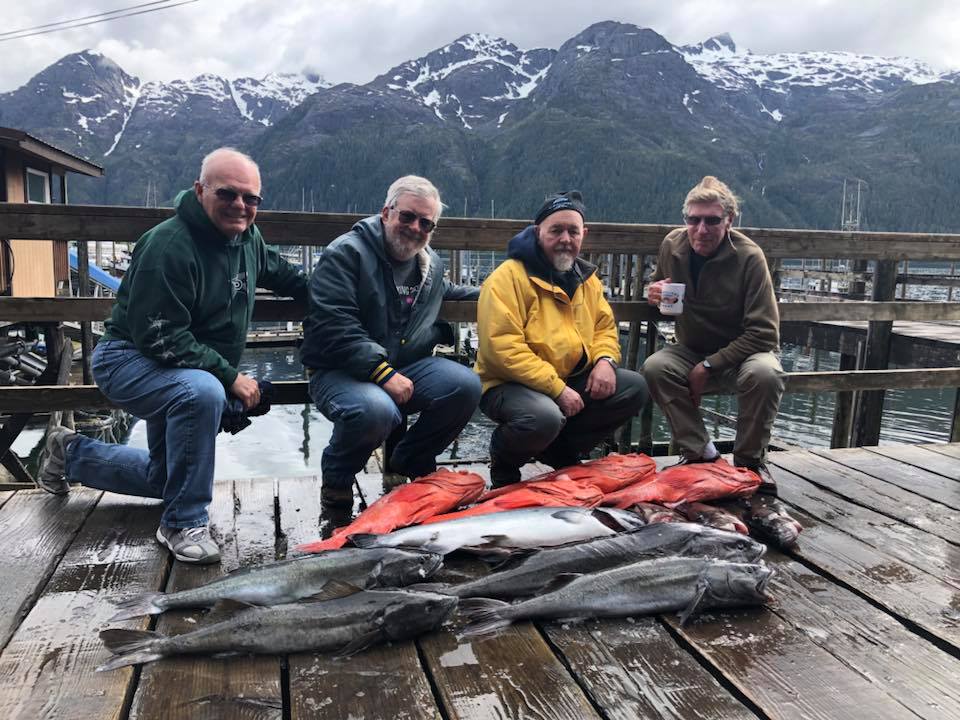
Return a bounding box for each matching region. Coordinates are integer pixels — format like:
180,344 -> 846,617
643,344 -> 785,466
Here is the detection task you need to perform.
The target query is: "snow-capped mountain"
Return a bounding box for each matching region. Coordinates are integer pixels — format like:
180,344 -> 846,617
2,22 -> 958,231
369,33 -> 554,128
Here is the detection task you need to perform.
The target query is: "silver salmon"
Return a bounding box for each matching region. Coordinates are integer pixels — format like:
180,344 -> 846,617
98,589 -> 457,671
459,556 -> 773,635
345,507 -> 647,556
417,522 -> 765,599
109,547 -> 443,621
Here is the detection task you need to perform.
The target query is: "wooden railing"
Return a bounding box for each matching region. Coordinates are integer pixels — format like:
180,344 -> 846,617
2,202 -> 960,455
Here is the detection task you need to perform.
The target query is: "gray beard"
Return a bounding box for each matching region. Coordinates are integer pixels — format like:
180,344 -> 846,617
552,254 -> 576,272
385,232 -> 426,262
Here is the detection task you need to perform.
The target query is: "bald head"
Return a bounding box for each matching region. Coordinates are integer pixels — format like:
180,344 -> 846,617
194,148 -> 262,237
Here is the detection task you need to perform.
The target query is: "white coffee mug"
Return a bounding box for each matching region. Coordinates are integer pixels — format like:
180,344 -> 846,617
659,283 -> 685,315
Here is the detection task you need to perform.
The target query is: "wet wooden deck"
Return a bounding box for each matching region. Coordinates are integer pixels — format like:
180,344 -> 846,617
3,444 -> 960,719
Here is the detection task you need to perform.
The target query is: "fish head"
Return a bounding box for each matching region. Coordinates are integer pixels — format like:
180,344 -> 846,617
686,527 -> 767,563
382,591 -> 458,640
593,507 -> 648,533
706,562 -> 775,604
380,550 -> 445,585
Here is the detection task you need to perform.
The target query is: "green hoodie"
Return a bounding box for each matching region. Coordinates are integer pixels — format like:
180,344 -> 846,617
102,189 -> 307,388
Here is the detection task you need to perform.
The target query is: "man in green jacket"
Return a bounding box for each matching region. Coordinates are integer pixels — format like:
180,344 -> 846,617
38,148 -> 307,564
644,176 -> 784,481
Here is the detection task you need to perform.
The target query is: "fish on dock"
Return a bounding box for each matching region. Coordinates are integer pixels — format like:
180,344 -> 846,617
480,452 -> 656,498
108,547 -> 443,621
416,522 -> 766,599
345,507 -> 648,557
677,501 -> 750,535
297,468 -> 486,553
603,458 -> 760,509
459,556 -> 773,635
628,502 -> 686,524
423,477 -> 603,523
98,588 -> 457,671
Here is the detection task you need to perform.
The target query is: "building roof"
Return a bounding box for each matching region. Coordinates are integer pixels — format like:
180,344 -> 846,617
0,127 -> 103,177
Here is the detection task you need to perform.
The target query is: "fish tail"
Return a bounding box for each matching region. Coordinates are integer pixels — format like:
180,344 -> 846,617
97,629 -> 165,671
458,598 -> 513,636
108,592 -> 166,621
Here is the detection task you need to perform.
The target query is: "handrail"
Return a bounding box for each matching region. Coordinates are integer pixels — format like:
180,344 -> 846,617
5,367 -> 960,413
5,202 -> 960,259
2,297 -> 960,324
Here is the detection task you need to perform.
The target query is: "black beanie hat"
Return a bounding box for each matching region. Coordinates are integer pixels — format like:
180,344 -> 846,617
534,190 -> 586,225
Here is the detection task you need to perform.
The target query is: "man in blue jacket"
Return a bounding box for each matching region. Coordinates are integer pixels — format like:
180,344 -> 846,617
38,148 -> 308,564
300,175 -> 481,507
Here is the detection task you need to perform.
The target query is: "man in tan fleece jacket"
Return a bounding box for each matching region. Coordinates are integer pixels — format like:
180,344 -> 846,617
644,176 -> 784,484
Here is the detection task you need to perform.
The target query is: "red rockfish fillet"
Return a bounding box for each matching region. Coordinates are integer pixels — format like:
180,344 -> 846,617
479,452 -> 657,501
423,477 -> 603,524
603,459 -> 760,509
296,469 -> 485,553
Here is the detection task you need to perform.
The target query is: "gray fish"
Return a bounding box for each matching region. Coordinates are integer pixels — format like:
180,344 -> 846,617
722,496 -> 803,549
347,507 -> 648,556
416,522 -> 765,599
108,547 -> 443,621
459,556 -> 773,635
98,588 -> 457,671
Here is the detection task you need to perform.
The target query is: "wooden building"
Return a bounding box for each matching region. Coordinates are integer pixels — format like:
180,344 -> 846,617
0,128 -> 103,297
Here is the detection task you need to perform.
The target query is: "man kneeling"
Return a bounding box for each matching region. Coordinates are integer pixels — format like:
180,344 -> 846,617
475,191 -> 649,487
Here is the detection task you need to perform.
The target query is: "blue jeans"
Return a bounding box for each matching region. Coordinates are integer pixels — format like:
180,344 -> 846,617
66,340 -> 227,528
309,357 -> 481,487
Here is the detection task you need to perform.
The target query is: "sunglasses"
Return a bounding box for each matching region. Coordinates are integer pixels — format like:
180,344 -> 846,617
209,186 -> 263,207
683,214 -> 725,227
393,207 -> 436,234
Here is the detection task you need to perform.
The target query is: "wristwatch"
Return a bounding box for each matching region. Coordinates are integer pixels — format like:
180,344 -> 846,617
599,356 -> 618,370
702,358 -> 715,372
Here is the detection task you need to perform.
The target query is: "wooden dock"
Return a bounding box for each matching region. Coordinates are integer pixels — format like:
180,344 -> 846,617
3,444 -> 960,719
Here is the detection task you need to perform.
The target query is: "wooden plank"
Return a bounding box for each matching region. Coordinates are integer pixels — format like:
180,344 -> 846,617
9,366 -> 960,415
667,601 -> 920,719
129,478 -> 284,720
543,618 -> 756,720
9,202 -> 960,258
418,618 -> 601,720
772,450 -> 960,545
8,296 -> 960,325
767,552 -> 960,718
764,461 -> 960,651
279,477 -> 442,720
920,442 -> 960,462
812,446 -> 960,509
868,444 -> 960,483
0,488 -> 101,650
0,489 -> 12,510
771,454 -> 960,593
0,493 -> 168,719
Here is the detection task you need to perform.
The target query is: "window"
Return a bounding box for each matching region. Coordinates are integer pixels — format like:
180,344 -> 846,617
26,168 -> 50,203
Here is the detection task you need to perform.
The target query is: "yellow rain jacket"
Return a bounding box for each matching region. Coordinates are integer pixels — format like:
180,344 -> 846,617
475,227 -> 620,397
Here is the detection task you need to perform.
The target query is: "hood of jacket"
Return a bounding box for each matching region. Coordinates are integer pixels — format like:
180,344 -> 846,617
175,188 -> 256,246
507,225 -> 597,298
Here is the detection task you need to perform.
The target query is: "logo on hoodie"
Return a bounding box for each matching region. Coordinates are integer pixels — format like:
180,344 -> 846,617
232,271 -> 248,297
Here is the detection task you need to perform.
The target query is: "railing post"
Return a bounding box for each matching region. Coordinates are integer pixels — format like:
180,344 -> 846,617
830,352 -> 858,448
75,239 -> 93,384
951,388 -> 960,443
852,260 -> 898,446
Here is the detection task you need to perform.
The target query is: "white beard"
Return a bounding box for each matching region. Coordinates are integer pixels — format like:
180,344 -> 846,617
385,230 -> 427,262
552,253 -> 576,272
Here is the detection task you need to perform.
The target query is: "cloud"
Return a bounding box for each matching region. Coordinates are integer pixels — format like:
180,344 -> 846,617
1,0 -> 958,93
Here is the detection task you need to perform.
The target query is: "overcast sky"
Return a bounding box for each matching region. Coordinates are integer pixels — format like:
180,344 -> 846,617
2,0 -> 958,92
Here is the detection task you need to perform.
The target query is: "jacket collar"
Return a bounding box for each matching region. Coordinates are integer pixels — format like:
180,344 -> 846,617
175,188 -> 255,245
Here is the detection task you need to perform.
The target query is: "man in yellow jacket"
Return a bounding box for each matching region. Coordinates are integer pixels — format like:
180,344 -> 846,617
475,191 -> 649,487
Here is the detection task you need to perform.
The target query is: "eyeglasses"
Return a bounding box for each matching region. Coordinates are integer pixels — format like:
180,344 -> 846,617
393,207 -> 436,234
683,214 -> 724,227
206,185 -> 263,207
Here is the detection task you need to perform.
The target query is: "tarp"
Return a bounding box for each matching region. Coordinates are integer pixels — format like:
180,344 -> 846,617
68,249 -> 121,292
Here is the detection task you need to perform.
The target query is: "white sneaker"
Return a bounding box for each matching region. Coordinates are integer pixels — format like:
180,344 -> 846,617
156,525 -> 221,564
